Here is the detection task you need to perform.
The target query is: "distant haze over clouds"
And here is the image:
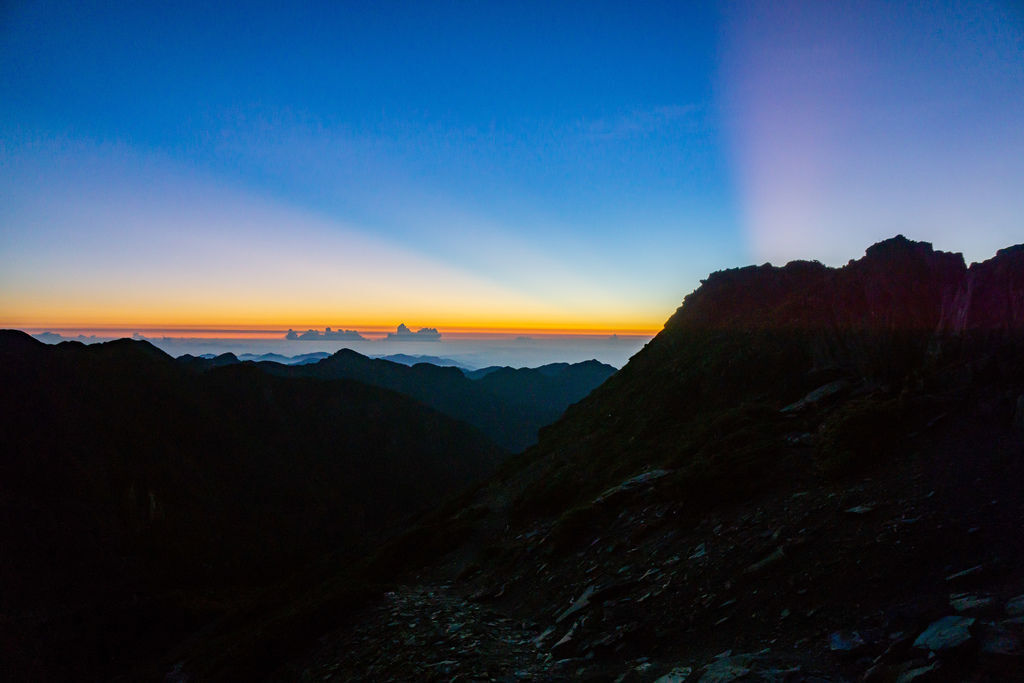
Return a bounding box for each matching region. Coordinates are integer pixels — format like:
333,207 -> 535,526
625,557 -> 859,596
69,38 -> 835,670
385,324 -> 442,341
26,330 -> 648,370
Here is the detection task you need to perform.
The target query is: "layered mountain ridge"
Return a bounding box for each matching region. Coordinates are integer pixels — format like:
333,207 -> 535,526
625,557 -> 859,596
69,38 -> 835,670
250,349 -> 616,452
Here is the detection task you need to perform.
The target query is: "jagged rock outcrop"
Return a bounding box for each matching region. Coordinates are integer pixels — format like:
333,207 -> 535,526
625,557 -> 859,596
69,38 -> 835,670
940,244 -> 1024,333
655,235 -> 1022,381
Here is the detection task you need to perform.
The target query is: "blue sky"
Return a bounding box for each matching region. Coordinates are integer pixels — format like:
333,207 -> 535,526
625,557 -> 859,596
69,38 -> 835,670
2,1 -> 1022,332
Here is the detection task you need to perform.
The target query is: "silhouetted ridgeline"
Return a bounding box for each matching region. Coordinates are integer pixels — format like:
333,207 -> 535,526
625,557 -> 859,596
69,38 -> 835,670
180,349 -> 616,452
0,331 -> 503,679
277,237 -> 1024,681
506,236 -> 1024,516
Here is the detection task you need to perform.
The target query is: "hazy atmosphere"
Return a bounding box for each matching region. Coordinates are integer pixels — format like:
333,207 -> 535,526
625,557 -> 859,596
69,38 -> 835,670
3,1 -> 1022,342
27,327 -> 650,368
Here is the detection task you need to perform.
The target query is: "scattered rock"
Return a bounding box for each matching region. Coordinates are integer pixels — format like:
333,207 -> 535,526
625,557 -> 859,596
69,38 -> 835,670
551,620 -> 579,655
785,432 -> 815,446
556,584 -> 597,623
845,505 -> 875,515
1005,594 -> 1024,616
979,622 -> 1024,657
829,630 -> 866,653
949,593 -> 992,613
689,543 -> 707,560
469,582 -> 507,602
532,625 -> 556,648
653,666 -> 693,682
699,654 -> 753,683
894,661 -> 940,682
593,469 -> 671,504
945,564 -> 984,584
913,616 -> 975,651
635,660 -> 655,674
744,546 -> 786,574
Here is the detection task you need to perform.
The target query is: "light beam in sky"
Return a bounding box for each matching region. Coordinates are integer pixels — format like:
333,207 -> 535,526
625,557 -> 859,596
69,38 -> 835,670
0,136 -> 665,331
721,1 -> 1024,266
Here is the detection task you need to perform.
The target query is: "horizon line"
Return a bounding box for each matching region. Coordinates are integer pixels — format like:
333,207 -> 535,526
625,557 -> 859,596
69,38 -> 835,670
8,324 -> 661,338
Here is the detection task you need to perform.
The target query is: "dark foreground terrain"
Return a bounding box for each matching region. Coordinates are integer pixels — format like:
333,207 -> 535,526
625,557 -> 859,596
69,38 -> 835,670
0,334 -> 506,680
6,236 -> 1024,681
277,237 -> 1024,682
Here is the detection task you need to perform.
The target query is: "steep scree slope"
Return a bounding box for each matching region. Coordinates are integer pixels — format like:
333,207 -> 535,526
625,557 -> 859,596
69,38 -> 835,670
289,237 -> 1024,682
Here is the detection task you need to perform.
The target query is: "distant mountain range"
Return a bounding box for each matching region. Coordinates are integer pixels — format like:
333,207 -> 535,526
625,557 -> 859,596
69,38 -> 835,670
179,348 -> 616,452
184,351 -> 471,368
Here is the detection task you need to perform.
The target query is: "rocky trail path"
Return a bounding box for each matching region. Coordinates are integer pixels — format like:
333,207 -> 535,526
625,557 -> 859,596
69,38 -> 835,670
287,403 -> 1024,683
294,583 -> 568,682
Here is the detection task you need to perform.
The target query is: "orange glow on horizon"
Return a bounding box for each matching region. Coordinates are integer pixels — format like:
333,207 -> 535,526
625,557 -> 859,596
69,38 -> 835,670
5,322 -> 661,339
1,307 -> 665,338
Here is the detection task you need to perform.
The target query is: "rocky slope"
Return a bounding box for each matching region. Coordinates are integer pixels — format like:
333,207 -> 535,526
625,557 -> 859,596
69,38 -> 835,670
278,237 -> 1024,682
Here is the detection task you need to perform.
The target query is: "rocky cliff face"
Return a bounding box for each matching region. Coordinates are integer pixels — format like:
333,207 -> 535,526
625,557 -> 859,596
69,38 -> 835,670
663,235 -> 1024,336
654,235 -> 1023,380
503,237 -> 1024,520
940,244 -> 1024,334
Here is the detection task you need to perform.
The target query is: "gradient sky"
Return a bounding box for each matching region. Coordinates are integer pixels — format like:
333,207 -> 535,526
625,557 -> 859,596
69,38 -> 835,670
2,1 -> 1022,333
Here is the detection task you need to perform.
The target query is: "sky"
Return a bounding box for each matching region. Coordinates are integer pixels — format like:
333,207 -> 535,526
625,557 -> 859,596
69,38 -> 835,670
2,1 -> 1023,338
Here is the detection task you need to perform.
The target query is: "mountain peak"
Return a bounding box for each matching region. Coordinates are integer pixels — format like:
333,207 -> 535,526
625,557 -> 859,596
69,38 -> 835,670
856,234 -> 965,274
0,329 -> 46,353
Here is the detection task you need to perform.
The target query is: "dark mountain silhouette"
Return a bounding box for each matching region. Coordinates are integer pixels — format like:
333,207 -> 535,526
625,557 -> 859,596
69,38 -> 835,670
506,236 -> 1024,517
237,351 -> 331,364
255,350 -> 617,452
470,360 -> 620,423
0,331 -> 502,680
175,350 -> 240,371
374,352 -> 468,369
236,237 -> 1024,681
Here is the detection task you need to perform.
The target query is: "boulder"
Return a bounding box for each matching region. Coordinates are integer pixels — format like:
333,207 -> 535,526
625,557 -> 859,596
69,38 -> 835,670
913,616 -> 975,651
